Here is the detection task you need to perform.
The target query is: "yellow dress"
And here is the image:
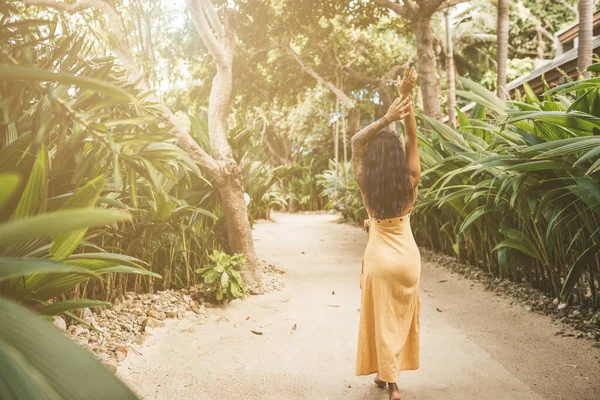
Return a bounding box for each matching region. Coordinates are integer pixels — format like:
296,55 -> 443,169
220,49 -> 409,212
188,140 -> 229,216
356,212 -> 421,382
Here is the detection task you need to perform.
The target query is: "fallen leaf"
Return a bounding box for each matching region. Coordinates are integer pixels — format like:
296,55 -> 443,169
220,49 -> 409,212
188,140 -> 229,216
332,290 -> 335,295
327,305 -> 340,308
259,324 -> 272,328
246,316 -> 250,320
251,330 -> 263,335
436,308 -> 447,312
290,324 -> 297,334
438,279 -> 448,283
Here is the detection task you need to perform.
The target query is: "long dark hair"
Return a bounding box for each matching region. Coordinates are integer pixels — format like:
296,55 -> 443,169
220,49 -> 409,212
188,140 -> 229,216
363,130 -> 414,219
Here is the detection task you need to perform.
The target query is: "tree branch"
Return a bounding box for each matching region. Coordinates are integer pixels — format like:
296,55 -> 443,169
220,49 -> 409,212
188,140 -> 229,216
198,0 -> 224,39
436,0 -> 471,12
286,45 -> 355,109
186,0 -> 228,67
342,65 -> 380,85
24,0 -> 220,176
373,0 -> 411,19
381,58 -> 412,82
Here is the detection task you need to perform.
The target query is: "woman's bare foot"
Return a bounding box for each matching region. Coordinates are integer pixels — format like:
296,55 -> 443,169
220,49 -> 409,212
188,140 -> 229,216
374,374 -> 386,388
388,382 -> 401,400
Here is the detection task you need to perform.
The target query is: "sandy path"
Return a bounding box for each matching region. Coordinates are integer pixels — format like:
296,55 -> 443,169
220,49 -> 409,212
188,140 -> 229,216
118,212 -> 600,399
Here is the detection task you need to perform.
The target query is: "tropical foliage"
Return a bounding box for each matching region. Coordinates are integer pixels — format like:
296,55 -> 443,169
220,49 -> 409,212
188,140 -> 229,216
412,73 -> 600,304
196,250 -> 247,302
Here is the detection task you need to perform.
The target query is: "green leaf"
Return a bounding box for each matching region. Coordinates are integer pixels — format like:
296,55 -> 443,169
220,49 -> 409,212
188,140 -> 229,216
51,176 -> 106,261
220,271 -> 230,288
0,258 -> 95,281
0,174 -> 20,210
560,244 -> 600,301
94,265 -> 161,279
13,145 -> 48,220
0,297 -> 138,399
231,270 -> 244,286
38,299 -> 111,316
67,252 -> 148,267
0,65 -> 135,102
204,270 -> 218,284
493,239 -> 540,260
458,206 -> 494,234
0,209 -> 126,249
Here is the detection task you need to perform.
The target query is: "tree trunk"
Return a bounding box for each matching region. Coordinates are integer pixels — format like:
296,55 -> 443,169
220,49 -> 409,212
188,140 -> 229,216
215,164 -> 261,293
444,11 -> 457,126
413,17 -> 442,120
578,0 -> 593,79
186,1 -> 263,293
347,107 -> 361,138
497,0 -> 510,100
27,0 -> 264,294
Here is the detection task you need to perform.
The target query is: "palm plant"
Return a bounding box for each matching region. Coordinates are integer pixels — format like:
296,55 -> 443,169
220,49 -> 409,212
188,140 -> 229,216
413,71 -> 600,305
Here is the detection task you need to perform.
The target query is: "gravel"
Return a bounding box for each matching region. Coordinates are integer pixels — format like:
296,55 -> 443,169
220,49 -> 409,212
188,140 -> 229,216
421,249 -> 600,342
61,260 -> 285,371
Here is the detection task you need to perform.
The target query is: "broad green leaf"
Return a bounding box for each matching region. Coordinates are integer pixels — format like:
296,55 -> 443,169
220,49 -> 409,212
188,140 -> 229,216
0,297 -> 138,399
38,299 -> 111,316
0,258 -> 94,281
493,239 -> 540,260
220,271 -> 230,288
560,244 -> 600,301
0,65 -> 135,102
0,209 -> 126,248
51,176 -> 106,261
13,145 -> 48,220
0,174 -> 20,210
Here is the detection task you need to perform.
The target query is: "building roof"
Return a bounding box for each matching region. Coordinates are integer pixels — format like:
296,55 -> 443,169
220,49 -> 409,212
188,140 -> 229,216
555,10 -> 600,45
507,35 -> 600,95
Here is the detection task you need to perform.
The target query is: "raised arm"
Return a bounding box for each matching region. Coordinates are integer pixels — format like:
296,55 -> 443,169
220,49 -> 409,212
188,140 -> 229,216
351,96 -> 411,189
398,67 -> 421,188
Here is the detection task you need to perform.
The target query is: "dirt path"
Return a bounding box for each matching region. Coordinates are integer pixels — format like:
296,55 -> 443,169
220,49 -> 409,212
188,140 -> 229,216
118,212 -> 600,400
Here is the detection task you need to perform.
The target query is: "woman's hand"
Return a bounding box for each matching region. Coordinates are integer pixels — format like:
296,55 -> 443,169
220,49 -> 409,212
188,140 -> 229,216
397,65 -> 418,97
384,96 -> 412,122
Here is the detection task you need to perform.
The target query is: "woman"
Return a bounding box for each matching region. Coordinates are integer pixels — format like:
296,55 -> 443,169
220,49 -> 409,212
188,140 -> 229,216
352,66 -> 421,400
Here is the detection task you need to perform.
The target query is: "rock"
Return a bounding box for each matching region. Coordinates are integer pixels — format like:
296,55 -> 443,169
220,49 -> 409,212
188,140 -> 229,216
142,317 -> 160,329
134,333 -> 146,345
553,298 -> 559,306
165,310 -> 177,319
70,325 -> 89,338
144,326 -> 154,334
572,310 -> 581,318
82,308 -> 93,318
113,297 -> 121,307
148,310 -> 166,321
557,303 -> 567,310
52,316 -> 67,331
114,346 -> 127,362
104,310 -> 115,319
590,310 -> 600,327
572,294 -> 579,304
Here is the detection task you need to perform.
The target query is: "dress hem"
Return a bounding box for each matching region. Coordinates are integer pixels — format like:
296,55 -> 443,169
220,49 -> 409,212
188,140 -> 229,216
355,365 -> 420,383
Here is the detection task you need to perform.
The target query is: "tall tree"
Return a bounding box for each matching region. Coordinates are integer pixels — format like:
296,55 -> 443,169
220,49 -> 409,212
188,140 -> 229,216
374,0 -> 463,120
24,0 -> 263,292
497,0 -> 510,100
444,10 -> 457,125
578,0 -> 593,78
